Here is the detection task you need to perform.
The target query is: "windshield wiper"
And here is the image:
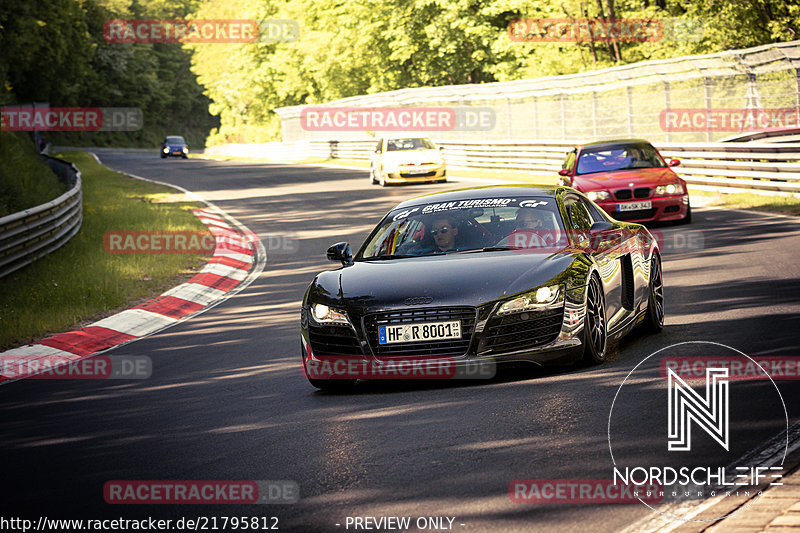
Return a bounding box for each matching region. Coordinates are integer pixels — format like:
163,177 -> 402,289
452,246 -> 515,254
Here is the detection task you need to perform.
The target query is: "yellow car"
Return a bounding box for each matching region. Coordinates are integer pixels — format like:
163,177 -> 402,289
369,137 -> 446,186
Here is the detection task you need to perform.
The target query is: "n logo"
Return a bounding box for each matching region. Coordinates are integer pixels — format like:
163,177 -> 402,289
667,367 -> 729,451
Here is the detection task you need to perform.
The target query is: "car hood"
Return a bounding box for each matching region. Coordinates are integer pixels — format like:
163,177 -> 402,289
309,250 -> 582,314
381,150 -> 442,165
575,167 -> 679,190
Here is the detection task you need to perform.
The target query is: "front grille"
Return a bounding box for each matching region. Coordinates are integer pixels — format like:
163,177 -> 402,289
634,187 -> 650,198
308,324 -> 363,356
482,307 -> 563,354
364,307 -> 476,357
614,208 -> 657,221
400,170 -> 438,178
615,189 -> 632,200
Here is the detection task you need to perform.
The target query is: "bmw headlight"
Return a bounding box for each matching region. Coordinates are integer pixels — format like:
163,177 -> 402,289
654,182 -> 684,196
587,190 -> 611,202
310,303 -> 350,325
162,147 -> 169,153
182,146 -> 188,153
497,285 -> 563,316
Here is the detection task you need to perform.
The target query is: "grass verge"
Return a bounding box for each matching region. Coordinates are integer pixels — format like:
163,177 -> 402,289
689,189 -> 800,217
0,132 -> 67,217
0,152 -> 212,350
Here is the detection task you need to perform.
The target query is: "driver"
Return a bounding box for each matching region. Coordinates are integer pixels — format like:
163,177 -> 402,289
430,215 -> 459,252
515,208 -> 545,229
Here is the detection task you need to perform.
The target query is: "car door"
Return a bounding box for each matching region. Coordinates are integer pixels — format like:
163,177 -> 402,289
564,195 -> 624,324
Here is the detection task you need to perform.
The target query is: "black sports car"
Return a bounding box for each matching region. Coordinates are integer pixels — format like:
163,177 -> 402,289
301,185 -> 663,390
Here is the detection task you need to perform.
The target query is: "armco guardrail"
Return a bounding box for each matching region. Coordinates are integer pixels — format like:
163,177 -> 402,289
0,156 -> 83,278
240,138 -> 799,195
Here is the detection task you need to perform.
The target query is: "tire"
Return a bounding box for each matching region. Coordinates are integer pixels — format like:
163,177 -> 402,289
379,167 -> 387,187
583,275 -> 607,364
370,165 -> 377,184
182,154 -> 188,159
643,254 -> 665,333
160,154 -> 166,159
679,204 -> 692,225
308,379 -> 357,392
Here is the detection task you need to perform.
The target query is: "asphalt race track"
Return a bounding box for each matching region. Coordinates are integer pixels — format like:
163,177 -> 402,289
1,152 -> 799,532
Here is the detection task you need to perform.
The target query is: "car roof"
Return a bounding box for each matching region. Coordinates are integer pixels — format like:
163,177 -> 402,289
578,139 -> 654,151
391,184 -> 564,210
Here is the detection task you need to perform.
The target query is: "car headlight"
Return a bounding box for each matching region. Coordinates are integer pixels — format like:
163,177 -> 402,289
497,285 -> 563,316
162,148 -> 169,153
587,190 -> 611,202
654,182 -> 684,196
310,303 -> 350,325
182,146 -> 188,153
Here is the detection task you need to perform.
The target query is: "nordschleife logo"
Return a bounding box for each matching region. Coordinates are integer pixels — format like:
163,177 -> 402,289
667,367 -> 729,452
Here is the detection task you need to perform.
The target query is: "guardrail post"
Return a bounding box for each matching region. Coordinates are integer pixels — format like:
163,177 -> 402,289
532,96 -> 539,141
664,81 -> 671,143
703,77 -> 713,142
626,86 -> 634,137
592,91 -> 598,139
329,140 -> 338,159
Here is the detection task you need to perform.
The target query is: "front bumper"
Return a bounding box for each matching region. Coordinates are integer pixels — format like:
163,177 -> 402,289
301,296 -> 587,381
385,165 -> 446,183
597,194 -> 689,223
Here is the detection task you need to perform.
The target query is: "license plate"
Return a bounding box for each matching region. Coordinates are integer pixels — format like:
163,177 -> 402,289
378,321 -> 461,344
406,168 -> 430,175
618,201 -> 652,211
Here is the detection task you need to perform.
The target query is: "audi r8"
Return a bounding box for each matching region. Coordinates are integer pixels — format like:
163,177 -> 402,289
301,185 -> 663,391
369,137 -> 446,186
558,139 -> 691,224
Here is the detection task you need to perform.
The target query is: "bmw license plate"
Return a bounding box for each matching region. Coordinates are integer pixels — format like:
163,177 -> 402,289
618,201 -> 652,211
378,321 -> 461,344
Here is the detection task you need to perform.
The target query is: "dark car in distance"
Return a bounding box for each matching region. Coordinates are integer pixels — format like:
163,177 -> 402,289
301,185 -> 664,391
558,139 -> 691,224
161,135 -> 188,159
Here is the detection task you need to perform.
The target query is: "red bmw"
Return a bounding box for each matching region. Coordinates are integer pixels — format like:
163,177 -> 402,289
558,139 -> 691,224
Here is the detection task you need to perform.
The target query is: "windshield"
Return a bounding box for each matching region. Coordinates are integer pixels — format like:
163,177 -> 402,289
165,136 -> 186,144
576,144 -> 665,174
386,138 -> 435,151
357,196 -> 566,259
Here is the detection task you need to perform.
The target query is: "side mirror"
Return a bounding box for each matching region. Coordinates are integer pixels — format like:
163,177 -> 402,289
326,242 -> 353,265
438,146 -> 444,151
590,221 -> 614,232
558,169 -> 572,176
668,158 -> 680,167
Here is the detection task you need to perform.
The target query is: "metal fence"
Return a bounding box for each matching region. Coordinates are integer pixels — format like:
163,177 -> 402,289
0,156 -> 83,278
211,138 -> 800,195
276,40 -> 800,144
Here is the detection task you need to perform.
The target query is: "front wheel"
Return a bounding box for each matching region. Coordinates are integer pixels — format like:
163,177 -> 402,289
643,254 -> 665,333
583,275 -> 607,364
379,167 -> 387,187
679,204 -> 692,225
